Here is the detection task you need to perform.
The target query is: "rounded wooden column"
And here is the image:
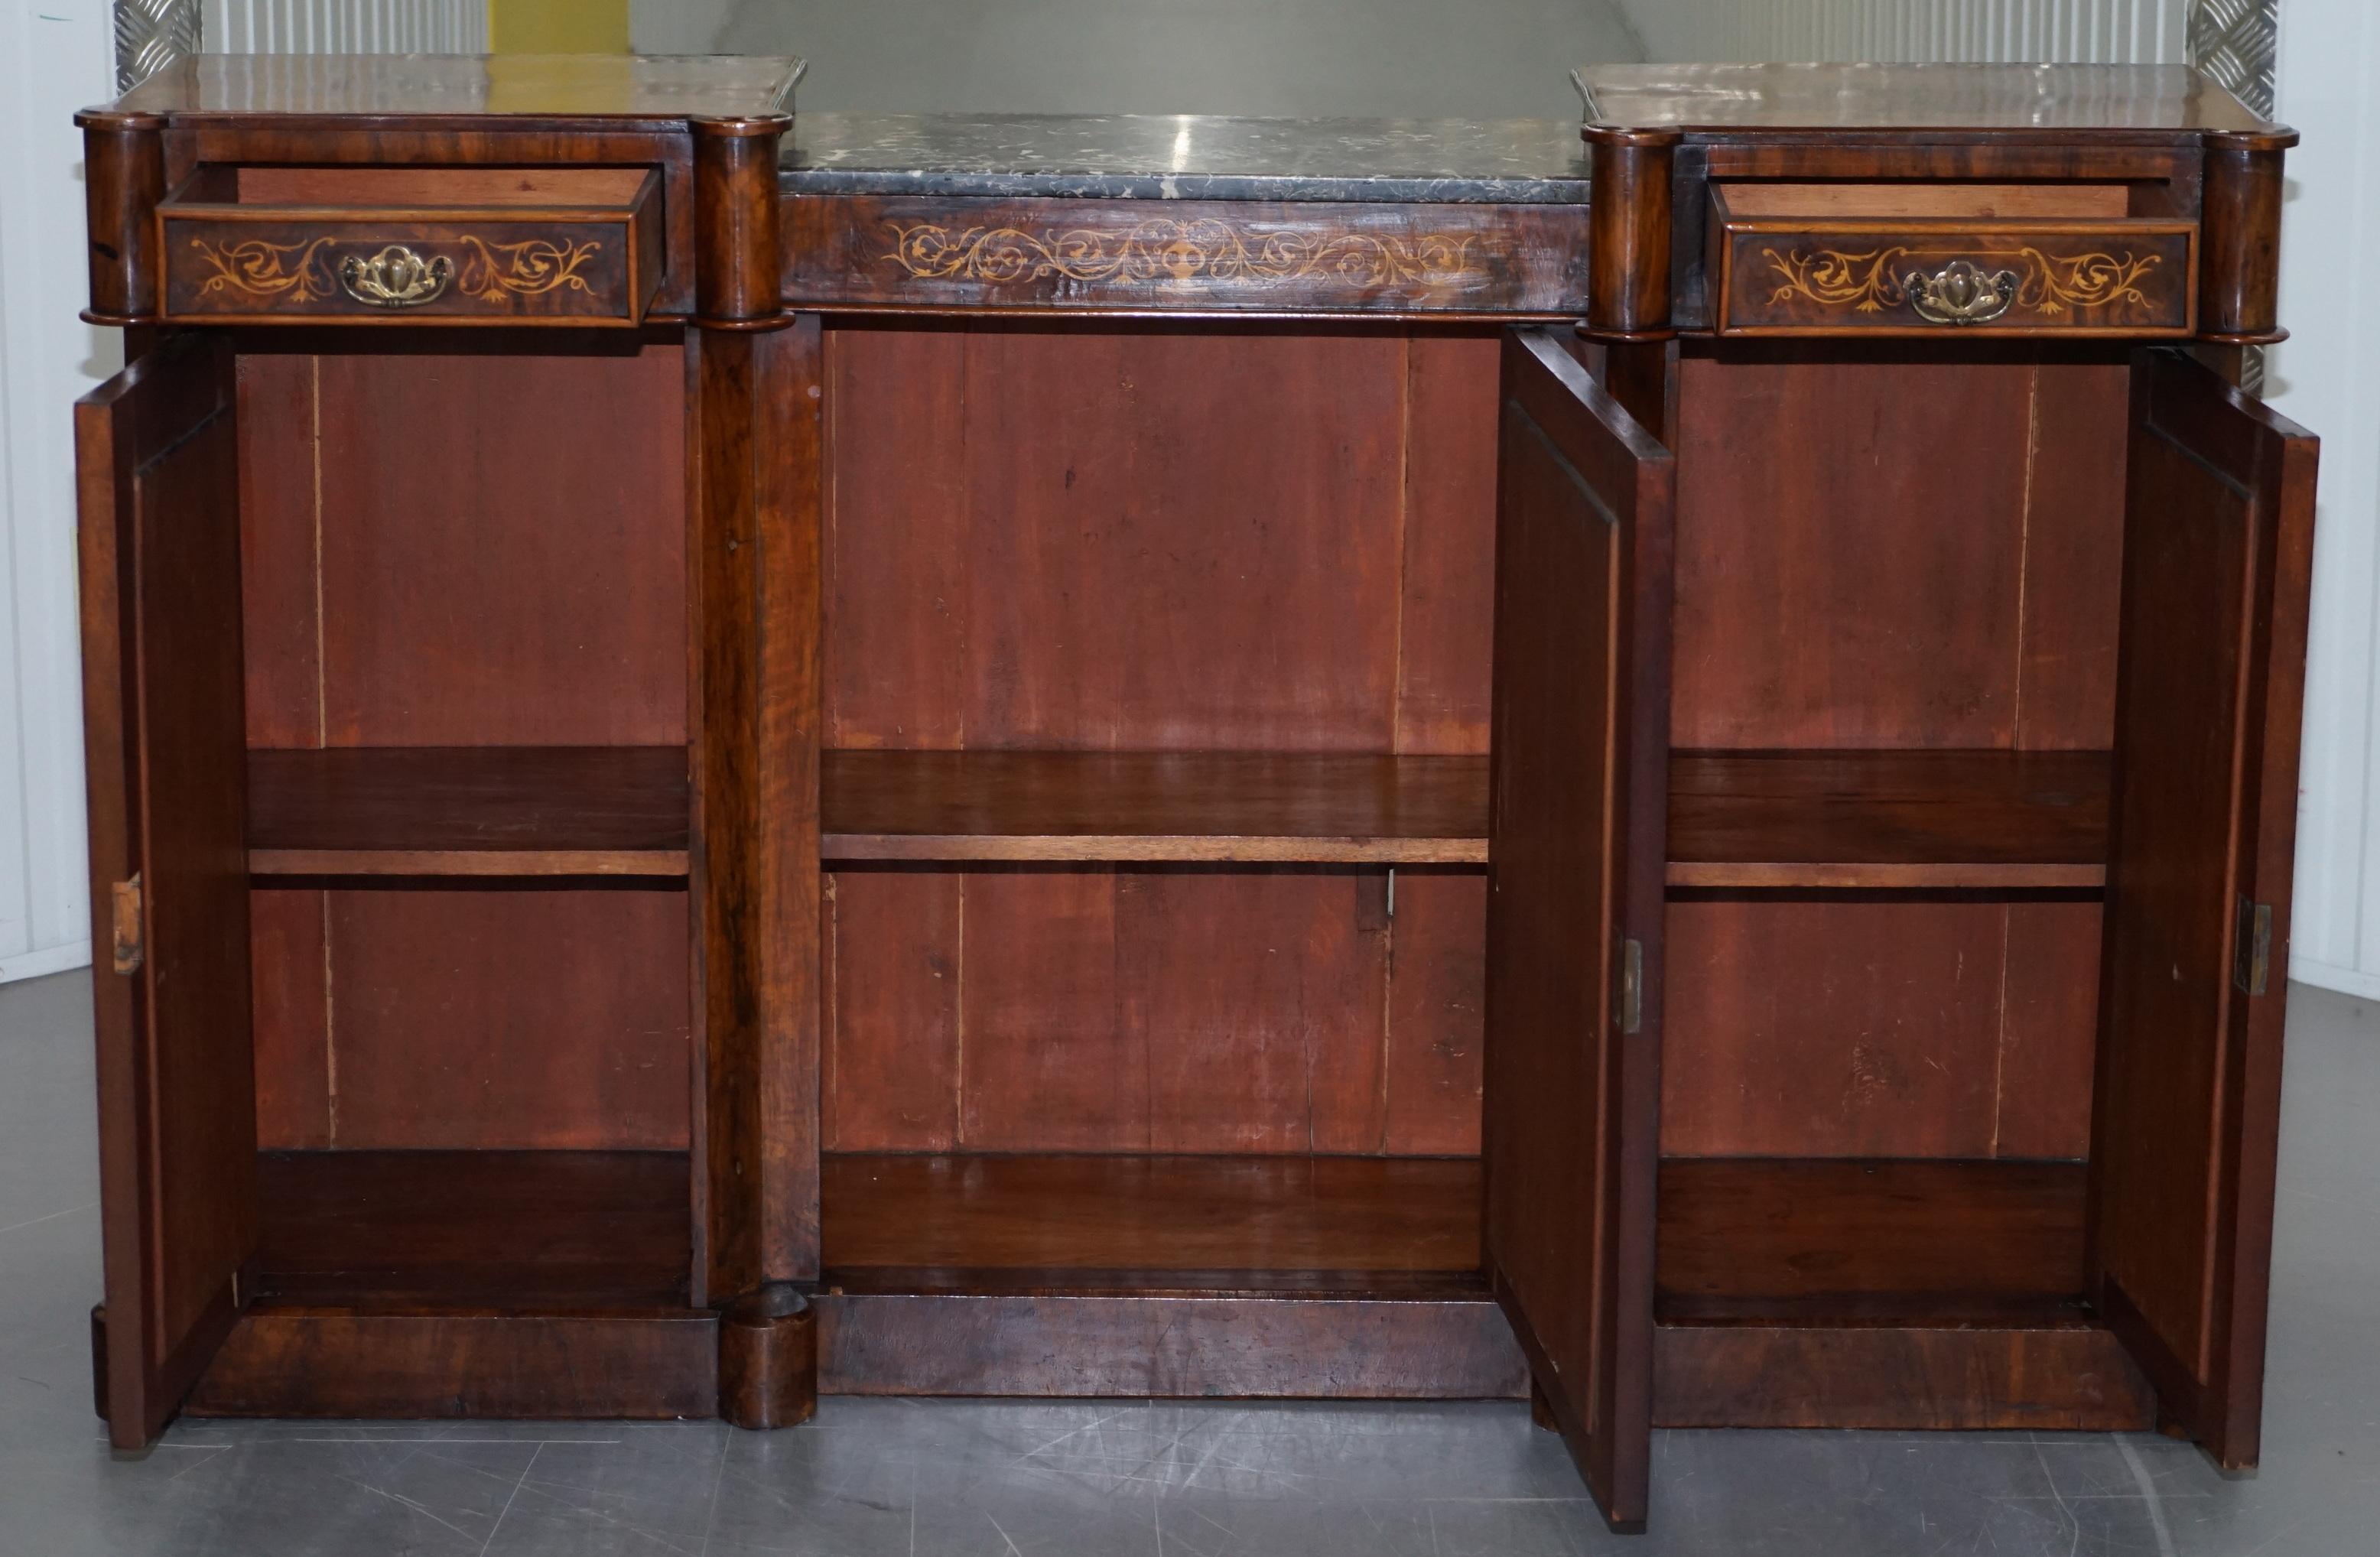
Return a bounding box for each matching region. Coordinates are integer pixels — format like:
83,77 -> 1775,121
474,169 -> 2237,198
719,1284 -> 818,1430
2200,127 -> 2297,345
1582,125 -> 1680,342
691,113 -> 792,328
75,111 -> 167,325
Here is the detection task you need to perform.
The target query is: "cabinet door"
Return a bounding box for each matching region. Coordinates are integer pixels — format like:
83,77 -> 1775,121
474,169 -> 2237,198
76,336 -> 257,1449
1482,328 -> 1674,1530
2090,348 -> 2318,1469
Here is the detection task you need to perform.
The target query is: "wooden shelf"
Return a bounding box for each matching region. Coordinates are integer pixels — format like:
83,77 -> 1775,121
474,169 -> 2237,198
821,1152 -> 1482,1278
246,746 -> 2106,886
255,1149 -> 691,1307
1655,1157 -> 2089,1316
1667,749 -> 2110,889
1641,1156 -> 2152,1432
823,747 -> 2109,887
822,750 -> 1491,864
247,746 -> 689,877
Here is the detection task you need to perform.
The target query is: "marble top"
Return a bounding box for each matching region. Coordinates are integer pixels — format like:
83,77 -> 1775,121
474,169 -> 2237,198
782,112 -> 1592,203
104,54 -> 804,121
1575,63 -> 2278,135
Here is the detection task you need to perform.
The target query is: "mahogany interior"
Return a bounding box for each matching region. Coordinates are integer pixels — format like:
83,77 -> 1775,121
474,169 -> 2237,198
229,327 -> 2136,1311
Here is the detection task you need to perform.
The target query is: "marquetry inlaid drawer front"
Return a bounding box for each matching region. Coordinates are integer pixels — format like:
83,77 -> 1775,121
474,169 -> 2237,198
785,194 -> 1594,314
1707,185 -> 2196,337
157,166 -> 665,326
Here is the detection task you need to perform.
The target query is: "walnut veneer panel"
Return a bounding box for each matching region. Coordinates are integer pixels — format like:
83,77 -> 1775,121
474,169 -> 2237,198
159,164 -> 665,325
1715,216 -> 2195,337
787,196 -> 1590,314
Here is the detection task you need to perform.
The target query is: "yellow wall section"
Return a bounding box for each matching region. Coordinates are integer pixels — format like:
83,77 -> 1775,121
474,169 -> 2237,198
488,0 -> 630,53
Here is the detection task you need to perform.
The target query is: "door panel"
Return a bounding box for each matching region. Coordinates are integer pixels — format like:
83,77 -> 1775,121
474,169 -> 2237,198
1482,327 -> 1673,1529
2089,348 -> 2317,1469
77,336 -> 257,1448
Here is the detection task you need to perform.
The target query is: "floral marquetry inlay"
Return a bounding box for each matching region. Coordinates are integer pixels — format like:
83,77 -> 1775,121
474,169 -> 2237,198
1761,245 -> 2167,320
189,236 -> 338,304
883,218 -> 1491,291
180,232 -> 606,311
455,236 -> 604,301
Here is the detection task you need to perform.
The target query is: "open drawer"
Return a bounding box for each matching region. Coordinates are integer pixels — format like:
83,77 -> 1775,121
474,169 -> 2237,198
158,165 -> 665,325
1707,182 -> 2198,336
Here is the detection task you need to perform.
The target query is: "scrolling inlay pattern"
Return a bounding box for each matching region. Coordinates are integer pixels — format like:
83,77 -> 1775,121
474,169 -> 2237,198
883,219 -> 1489,291
189,236 -> 337,302
454,236 -> 605,301
1761,245 -> 2166,320
183,234 -> 604,309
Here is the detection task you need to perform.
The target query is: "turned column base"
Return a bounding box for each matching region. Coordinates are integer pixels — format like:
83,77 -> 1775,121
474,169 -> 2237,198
719,1285 -> 818,1430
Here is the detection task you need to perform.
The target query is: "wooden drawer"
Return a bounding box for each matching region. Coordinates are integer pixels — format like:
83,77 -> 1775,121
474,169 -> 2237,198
158,166 -> 665,325
1708,183 -> 2196,337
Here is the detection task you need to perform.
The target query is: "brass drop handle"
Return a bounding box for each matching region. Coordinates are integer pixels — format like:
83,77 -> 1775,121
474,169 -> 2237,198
339,244 -> 454,308
1903,260 -> 2019,325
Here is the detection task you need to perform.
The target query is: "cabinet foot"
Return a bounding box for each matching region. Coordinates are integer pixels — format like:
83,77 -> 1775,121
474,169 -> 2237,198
719,1285 -> 818,1430
1530,1378 -> 1559,1432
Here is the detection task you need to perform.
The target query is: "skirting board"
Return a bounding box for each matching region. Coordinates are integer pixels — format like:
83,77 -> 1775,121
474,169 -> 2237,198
0,940 -> 91,985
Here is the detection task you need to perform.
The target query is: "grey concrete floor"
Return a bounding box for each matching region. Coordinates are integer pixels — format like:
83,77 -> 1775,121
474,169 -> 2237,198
1,970 -> 2375,1555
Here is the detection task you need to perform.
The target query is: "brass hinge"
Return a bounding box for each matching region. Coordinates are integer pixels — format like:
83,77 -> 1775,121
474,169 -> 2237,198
2234,896 -> 2273,996
1617,936 -> 1644,1035
109,874 -> 144,976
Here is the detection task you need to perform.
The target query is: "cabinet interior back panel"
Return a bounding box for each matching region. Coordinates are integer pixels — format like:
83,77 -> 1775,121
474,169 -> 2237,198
821,321 -> 1497,755
1670,344 -> 2128,752
236,343 -> 693,1153
1660,899 -> 2100,1160
824,865 -> 1486,1156
821,323 -> 1497,1158
251,885 -> 692,1152
236,344 -> 689,749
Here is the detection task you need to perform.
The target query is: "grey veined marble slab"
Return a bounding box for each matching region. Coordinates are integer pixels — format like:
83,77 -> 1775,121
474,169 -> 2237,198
782,112 -> 1592,203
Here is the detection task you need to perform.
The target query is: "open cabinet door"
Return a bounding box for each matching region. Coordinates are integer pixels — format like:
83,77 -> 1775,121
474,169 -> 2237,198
1482,328 -> 1673,1530
2090,348 -> 2318,1470
76,336 -> 257,1448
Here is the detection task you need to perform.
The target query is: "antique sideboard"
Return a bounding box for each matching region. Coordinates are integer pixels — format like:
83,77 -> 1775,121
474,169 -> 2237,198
72,55 -> 2316,1531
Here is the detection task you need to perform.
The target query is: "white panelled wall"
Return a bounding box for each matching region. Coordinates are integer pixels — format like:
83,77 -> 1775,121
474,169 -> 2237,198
1613,0 -> 2190,62
2267,0 -> 2380,994
0,3 -> 115,983
201,0 -> 484,51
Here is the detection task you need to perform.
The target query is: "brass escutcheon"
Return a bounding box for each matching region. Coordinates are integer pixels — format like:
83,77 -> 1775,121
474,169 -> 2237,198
1904,260 -> 2020,325
339,244 -> 454,308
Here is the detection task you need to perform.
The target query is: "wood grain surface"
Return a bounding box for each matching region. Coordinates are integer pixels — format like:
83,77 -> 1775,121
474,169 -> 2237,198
821,1152 -> 1480,1274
